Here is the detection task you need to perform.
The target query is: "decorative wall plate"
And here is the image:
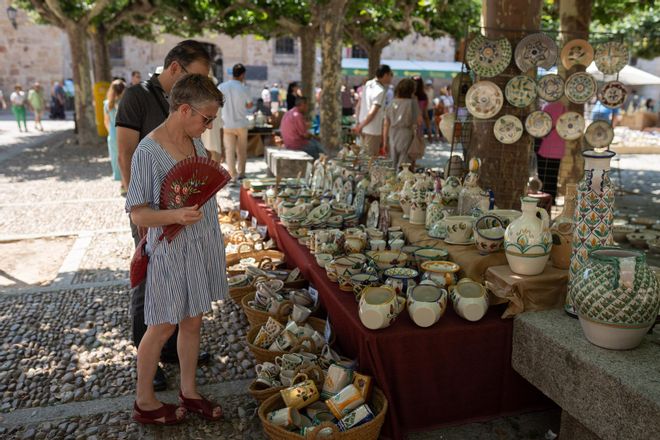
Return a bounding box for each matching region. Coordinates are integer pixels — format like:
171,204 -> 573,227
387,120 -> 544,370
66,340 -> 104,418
565,72 -> 597,104
594,41 -> 629,75
366,200 -> 379,229
514,33 -> 558,71
598,81 -> 627,109
465,81 -> 504,119
556,112 -> 585,140
584,121 -> 614,149
537,74 -> 564,102
524,111 -> 553,138
466,35 -> 512,78
451,72 -> 473,107
560,39 -> 594,69
493,115 -> 524,144
505,75 -> 537,108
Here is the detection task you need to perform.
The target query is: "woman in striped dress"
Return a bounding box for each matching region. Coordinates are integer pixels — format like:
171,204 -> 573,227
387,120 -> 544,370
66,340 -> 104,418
126,74 -> 228,425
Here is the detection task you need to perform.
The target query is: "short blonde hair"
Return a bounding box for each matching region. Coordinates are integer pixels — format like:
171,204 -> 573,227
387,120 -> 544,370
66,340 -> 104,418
169,74 -> 224,112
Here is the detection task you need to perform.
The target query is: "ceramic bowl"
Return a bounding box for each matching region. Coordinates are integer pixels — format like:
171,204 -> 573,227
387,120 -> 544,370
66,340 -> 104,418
333,256 -> 364,276
612,224 -> 636,243
626,232 -> 656,248
413,248 -> 450,269
315,253 -> 333,268
228,274 -> 250,288
368,250 -> 409,271
401,245 -> 422,256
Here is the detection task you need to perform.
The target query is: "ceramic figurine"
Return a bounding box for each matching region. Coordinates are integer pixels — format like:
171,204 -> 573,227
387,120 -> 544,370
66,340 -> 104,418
550,183 -> 577,270
397,163 -> 415,183
504,197 -> 552,275
457,158 -> 484,216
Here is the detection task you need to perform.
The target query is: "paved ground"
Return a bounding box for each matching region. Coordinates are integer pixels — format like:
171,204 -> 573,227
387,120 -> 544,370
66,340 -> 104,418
0,116 -> 657,439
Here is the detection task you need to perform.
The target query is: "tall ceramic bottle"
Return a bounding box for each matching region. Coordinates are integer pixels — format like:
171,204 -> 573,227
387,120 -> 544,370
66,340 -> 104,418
549,183 -> 577,270
566,150 -> 616,316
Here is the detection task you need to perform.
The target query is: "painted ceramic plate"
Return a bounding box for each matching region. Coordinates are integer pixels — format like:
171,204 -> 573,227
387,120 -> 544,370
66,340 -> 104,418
565,72 -> 597,104
584,120 -> 614,149
451,72 -> 473,107
536,74 -> 564,102
514,33 -> 558,71
465,81 -> 504,119
560,39 -> 594,69
524,111 -> 553,138
505,75 -> 537,108
598,81 -> 627,109
307,203 -> 331,222
493,115 -> 524,144
556,112 -> 585,140
466,35 -> 512,78
366,200 -> 379,229
594,41 -> 629,75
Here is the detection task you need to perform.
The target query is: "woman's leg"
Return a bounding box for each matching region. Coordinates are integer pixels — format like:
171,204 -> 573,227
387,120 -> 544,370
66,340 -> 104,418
35,110 -> 43,130
12,106 -> 22,131
19,106 -> 27,131
136,322 -> 177,409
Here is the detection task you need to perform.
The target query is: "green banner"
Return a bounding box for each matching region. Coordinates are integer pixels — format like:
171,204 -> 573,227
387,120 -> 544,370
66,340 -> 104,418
342,68 -> 457,80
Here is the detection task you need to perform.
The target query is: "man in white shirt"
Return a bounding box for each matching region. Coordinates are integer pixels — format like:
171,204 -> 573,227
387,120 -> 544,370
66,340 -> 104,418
219,63 -> 253,184
354,65 -> 393,157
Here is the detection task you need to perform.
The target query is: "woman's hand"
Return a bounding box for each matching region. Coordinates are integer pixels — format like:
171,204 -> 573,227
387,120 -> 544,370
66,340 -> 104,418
172,205 -> 203,225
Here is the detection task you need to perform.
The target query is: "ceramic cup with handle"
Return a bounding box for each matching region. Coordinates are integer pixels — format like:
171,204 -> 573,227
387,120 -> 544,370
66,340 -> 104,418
280,379 -> 320,409
267,406 -> 301,429
275,353 -> 305,370
444,215 -> 475,243
268,330 -> 297,352
358,286 -> 405,330
321,363 -> 354,399
291,304 -> 312,323
449,278 -> 489,322
407,284 -> 448,327
280,371 -> 308,387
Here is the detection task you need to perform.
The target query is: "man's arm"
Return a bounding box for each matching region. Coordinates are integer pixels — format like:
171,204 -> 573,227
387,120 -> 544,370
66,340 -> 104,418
117,127 -> 140,191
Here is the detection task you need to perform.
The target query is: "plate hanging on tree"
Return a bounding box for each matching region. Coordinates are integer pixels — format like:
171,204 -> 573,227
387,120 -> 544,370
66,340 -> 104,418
524,111 -> 553,138
466,35 -> 512,78
598,81 -> 627,109
584,121 -> 614,149
560,39 -> 594,69
465,81 -> 504,119
536,74 -> 564,102
451,72 -> 473,107
594,41 -> 629,75
565,72 -> 597,104
505,75 -> 537,108
556,112 -> 585,141
514,33 -> 558,72
493,115 -> 524,144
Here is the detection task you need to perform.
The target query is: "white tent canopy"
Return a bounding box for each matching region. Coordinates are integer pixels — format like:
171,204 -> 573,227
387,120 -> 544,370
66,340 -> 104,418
544,62 -> 660,85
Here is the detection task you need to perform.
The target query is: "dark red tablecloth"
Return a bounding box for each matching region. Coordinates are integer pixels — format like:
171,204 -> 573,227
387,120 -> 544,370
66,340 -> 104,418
240,188 -> 552,439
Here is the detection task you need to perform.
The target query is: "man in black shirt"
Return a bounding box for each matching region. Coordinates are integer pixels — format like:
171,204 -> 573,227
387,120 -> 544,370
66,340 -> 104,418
116,40 -> 212,391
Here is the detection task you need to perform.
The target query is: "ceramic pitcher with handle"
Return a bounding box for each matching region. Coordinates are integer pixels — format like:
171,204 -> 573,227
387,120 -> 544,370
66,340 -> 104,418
504,197 -> 552,275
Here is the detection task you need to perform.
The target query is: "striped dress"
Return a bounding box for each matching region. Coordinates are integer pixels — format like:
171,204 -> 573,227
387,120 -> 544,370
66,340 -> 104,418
125,137 -> 228,325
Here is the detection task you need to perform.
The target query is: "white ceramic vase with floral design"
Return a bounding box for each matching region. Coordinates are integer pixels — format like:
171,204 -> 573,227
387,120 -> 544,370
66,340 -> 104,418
399,179 -> 414,219
409,176 -> 428,225
397,163 -> 415,183
441,176 -> 462,208
504,197 -> 552,275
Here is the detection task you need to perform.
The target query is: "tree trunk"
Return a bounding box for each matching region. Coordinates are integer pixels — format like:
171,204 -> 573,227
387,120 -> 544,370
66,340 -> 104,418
557,0 -> 592,193
319,0 -> 349,154
472,0 -> 542,209
90,24 -> 112,83
66,24 -> 99,146
367,43 -> 385,79
299,27 -> 316,112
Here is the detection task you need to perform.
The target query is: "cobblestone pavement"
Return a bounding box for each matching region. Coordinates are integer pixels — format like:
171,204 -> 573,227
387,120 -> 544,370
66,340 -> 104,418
0,125 -> 658,439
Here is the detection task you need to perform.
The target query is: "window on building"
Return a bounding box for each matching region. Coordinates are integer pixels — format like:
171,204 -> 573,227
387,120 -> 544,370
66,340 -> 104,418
275,37 -> 296,55
108,39 -> 124,61
351,45 -> 368,59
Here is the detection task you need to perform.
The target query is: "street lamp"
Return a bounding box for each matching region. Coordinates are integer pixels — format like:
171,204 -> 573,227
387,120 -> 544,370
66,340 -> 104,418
6,5 -> 17,30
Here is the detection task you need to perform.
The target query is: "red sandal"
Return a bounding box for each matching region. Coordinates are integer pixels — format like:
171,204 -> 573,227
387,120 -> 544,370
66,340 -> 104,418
178,391 -> 223,421
132,401 -> 186,425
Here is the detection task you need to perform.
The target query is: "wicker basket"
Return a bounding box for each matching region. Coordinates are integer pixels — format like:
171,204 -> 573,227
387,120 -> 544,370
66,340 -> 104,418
248,380 -> 286,403
238,244 -> 286,268
242,292 -> 291,328
248,364 -> 324,404
257,387 -> 388,440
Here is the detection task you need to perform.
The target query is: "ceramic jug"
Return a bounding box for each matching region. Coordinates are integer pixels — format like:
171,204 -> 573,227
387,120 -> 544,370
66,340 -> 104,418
504,197 -> 552,275
441,176 -> 462,208
550,183 -> 577,270
571,247 -> 660,350
457,158 -> 484,216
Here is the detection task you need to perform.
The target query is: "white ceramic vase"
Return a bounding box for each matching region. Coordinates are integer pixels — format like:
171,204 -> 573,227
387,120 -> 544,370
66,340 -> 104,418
504,197 -> 552,275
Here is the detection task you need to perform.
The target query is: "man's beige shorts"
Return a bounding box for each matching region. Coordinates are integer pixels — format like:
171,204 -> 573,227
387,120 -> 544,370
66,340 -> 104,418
361,134 -> 382,157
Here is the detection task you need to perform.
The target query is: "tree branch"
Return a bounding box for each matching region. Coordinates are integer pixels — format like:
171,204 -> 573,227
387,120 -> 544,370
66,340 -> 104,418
105,0 -> 157,33
26,0 -> 64,27
234,0 -> 303,34
42,0 -> 68,24
86,0 -> 113,23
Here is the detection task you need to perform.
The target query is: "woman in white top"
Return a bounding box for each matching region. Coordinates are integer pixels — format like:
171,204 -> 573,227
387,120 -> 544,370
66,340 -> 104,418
10,85 -> 28,132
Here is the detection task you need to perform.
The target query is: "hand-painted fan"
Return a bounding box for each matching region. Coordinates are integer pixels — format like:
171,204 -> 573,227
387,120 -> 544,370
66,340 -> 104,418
158,156 -> 231,242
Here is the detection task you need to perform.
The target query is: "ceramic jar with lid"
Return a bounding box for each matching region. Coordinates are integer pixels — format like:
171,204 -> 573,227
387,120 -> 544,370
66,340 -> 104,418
504,197 -> 552,275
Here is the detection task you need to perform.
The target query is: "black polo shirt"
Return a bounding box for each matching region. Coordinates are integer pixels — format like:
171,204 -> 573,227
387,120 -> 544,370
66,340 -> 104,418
115,74 -> 170,141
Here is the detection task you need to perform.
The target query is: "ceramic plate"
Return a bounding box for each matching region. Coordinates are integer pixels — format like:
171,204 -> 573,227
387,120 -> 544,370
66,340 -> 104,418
556,112 -> 585,140
565,72 -> 597,104
598,81 -> 627,109
493,115 -> 524,144
466,35 -> 512,78
560,39 -> 594,69
524,111 -> 553,138
584,120 -> 614,149
466,81 -> 504,119
366,200 -> 379,229
451,72 -> 473,107
505,75 -> 537,108
594,41 -> 628,75
307,203 -> 331,222
536,74 -> 564,102
514,33 -> 558,71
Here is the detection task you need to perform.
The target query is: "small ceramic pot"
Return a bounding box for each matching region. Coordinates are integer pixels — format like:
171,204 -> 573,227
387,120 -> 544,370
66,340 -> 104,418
368,250 -> 409,271
407,284 -> 447,327
449,278 -> 489,322
383,267 -> 418,296
413,248 -> 450,270
474,215 -> 505,255
358,286 -> 405,330
419,260 -> 460,288
444,216 -> 474,243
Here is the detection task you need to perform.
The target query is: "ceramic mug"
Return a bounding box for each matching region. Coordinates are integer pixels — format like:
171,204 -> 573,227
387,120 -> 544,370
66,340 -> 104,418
297,352 -> 319,367
320,344 -> 341,366
255,362 -> 280,380
388,238 -> 405,251
275,353 -> 305,370
264,317 -> 285,337
338,404 -> 375,431
253,326 -> 277,348
280,371 -> 308,387
268,330 -> 297,352
325,384 -> 365,419
267,406 -> 301,429
449,278 -> 489,322
280,379 -> 320,409
267,294 -> 292,315
358,286 -> 405,330
322,364 -> 354,398
291,304 -> 312,323
407,284 -> 448,328
444,215 -> 475,243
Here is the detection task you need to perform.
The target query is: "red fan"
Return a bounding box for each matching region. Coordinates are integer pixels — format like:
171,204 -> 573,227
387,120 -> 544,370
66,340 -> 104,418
158,157 -> 231,242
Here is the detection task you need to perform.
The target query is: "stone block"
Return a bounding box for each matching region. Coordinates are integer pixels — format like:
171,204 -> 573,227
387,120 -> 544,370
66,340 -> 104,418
512,309 -> 660,440
560,411 -> 601,440
265,147 -> 313,178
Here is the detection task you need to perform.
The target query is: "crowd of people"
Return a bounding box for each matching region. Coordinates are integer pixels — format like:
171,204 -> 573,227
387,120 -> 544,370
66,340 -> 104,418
0,82 -> 50,132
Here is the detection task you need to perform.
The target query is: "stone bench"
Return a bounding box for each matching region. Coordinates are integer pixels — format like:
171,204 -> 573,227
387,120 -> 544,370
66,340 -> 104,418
512,309 -> 660,440
265,147 -> 313,178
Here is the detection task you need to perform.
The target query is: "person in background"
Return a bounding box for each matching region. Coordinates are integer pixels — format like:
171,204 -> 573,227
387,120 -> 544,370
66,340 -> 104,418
10,85 -> 28,132
261,84 -> 271,109
383,78 -> 418,171
0,89 -> 6,109
201,75 -> 224,164
280,96 -> 326,159
439,87 -> 454,113
591,100 -> 620,126
28,82 -> 46,131
354,64 -> 394,157
131,71 -> 142,86
433,95 -> 446,141
644,98 -> 655,112
103,79 -> 126,185
341,84 -> 354,116
218,63 -> 253,185
50,81 -> 66,120
424,79 -> 437,140
537,100 -> 566,204
286,82 -> 301,110
412,76 -> 431,141
270,83 -> 280,113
